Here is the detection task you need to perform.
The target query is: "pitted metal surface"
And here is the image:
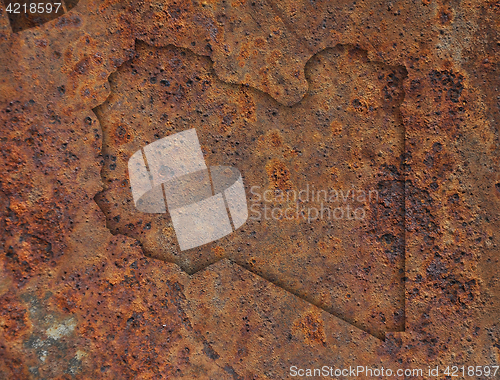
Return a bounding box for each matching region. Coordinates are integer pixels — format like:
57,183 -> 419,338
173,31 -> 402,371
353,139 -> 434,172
0,0 -> 499,378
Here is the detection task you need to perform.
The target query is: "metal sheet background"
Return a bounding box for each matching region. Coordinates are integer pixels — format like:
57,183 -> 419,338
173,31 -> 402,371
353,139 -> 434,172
0,0 -> 499,378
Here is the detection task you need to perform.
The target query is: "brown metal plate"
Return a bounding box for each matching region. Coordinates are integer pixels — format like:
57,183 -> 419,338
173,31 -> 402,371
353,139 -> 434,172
0,0 -> 499,378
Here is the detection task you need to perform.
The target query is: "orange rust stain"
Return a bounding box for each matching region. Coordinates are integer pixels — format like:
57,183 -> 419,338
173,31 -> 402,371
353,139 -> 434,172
265,159 -> 293,191
293,311 -> 326,346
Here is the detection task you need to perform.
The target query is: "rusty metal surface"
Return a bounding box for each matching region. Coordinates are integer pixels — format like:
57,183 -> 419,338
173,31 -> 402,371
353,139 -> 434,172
0,0 -> 499,378
94,42 -> 406,339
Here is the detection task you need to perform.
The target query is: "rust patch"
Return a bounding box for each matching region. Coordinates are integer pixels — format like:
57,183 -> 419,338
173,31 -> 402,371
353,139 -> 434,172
293,311 -> 327,346
265,159 -> 293,191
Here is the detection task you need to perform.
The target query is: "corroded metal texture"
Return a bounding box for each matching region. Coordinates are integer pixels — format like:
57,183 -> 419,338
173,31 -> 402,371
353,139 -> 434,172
94,42 -> 406,339
0,0 -> 499,378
